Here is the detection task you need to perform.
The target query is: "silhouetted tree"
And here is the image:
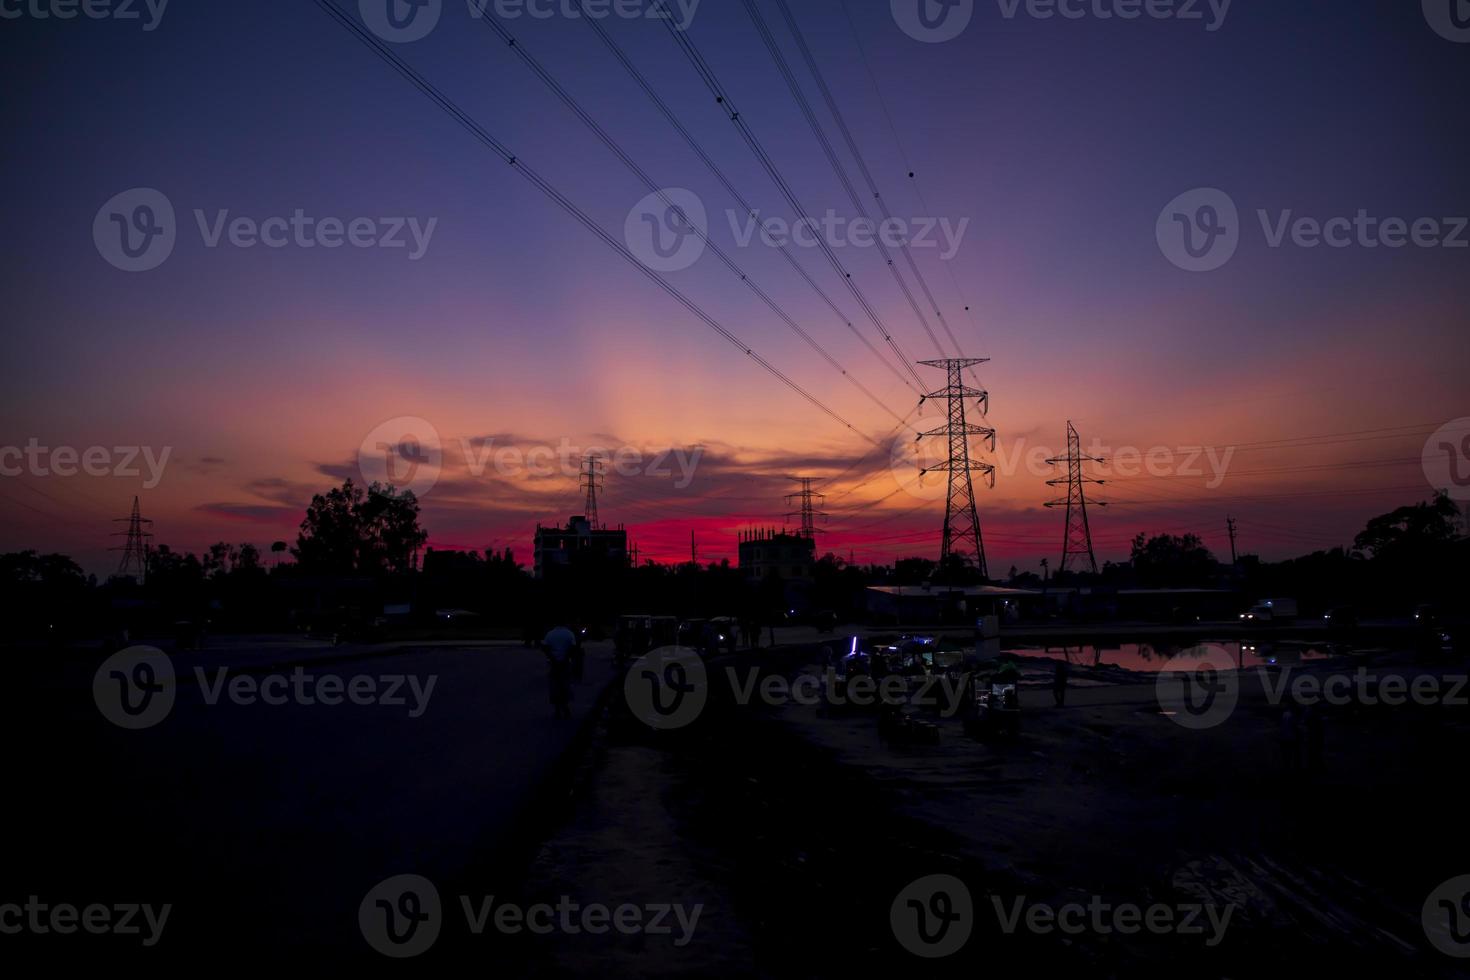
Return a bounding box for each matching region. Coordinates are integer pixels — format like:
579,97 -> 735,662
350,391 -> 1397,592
293,480 -> 427,577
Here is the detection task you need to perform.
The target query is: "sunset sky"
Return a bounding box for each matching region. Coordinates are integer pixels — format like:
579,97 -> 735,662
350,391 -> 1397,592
2,0 -> 1466,576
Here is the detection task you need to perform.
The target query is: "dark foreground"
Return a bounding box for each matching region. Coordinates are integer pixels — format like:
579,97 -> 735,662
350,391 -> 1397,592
6,636 -> 1470,975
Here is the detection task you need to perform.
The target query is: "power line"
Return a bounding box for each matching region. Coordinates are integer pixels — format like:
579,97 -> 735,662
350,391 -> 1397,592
769,0 -> 968,360
652,5 -> 929,390
570,0 -> 922,399
836,0 -> 985,344
472,10 -> 915,430
312,0 -> 875,447
739,0 -> 950,360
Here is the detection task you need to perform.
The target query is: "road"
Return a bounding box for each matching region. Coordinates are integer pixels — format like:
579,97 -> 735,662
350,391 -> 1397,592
10,636 -> 618,961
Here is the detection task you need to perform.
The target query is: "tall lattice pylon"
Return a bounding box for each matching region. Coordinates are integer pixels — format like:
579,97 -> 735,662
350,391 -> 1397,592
916,358 -> 996,578
580,454 -> 604,530
784,477 -> 828,539
1045,421 -> 1107,575
112,495 -> 153,583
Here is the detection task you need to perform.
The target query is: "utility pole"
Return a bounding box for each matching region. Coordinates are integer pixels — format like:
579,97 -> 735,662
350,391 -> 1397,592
112,495 -> 153,583
916,357 -> 996,579
784,477 -> 828,540
690,529 -> 698,565
1044,421 -> 1106,575
580,454 -> 604,530
1226,516 -> 1239,565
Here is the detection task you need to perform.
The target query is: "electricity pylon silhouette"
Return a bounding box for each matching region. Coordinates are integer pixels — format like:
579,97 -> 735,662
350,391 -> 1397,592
784,477 -> 828,539
916,358 -> 995,579
1045,421 -> 1106,575
580,455 -> 604,529
112,495 -> 153,583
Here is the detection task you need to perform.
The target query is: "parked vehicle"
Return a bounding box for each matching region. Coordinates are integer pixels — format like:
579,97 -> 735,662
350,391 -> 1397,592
1322,606 -> 1358,628
1240,598 -> 1299,622
963,660 -> 1021,740
615,614 -> 653,665
707,617 -> 739,654
676,618 -> 709,652
649,616 -> 679,648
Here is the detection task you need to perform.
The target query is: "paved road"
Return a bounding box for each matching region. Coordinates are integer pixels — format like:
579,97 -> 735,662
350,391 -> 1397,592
11,637 -> 618,960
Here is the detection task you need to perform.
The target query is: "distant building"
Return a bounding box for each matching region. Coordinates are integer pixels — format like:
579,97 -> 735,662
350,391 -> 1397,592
533,515 -> 628,579
737,528 -> 815,582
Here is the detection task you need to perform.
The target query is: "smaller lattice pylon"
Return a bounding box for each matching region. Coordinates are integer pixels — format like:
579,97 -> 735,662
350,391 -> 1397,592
1044,421 -> 1107,575
111,495 -> 153,583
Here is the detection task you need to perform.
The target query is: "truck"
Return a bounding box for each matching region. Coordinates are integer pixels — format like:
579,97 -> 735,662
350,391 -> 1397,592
1240,598 -> 1299,623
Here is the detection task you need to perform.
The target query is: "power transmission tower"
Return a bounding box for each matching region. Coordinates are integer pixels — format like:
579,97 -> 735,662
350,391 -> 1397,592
1226,516 -> 1239,565
784,477 -> 828,540
580,454 -> 604,529
916,358 -> 995,578
111,495 -> 153,583
1044,421 -> 1106,575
